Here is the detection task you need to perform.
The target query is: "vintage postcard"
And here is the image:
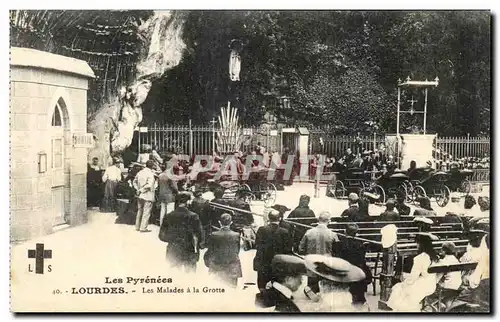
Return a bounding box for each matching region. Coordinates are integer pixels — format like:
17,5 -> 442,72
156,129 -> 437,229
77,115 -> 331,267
9,9 -> 491,313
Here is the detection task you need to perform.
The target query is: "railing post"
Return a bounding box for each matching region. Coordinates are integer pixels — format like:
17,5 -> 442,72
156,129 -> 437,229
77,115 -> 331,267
378,242 -> 397,310
189,119 -> 193,157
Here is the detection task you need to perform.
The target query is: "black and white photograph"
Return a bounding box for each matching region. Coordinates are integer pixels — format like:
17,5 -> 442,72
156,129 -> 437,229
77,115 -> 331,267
8,8 -> 491,313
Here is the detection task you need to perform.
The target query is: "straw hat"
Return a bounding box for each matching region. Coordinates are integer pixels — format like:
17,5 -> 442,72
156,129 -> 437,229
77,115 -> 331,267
415,232 -> 439,241
304,255 -> 365,283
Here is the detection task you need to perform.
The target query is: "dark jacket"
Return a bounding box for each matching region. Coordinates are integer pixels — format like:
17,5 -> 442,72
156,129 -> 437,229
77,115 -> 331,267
254,223 -> 293,272
203,227 -> 242,279
256,287 -> 301,312
333,236 -> 372,284
396,202 -> 411,217
189,197 -> 210,226
288,205 -> 316,248
227,198 -> 254,231
158,172 -> 178,203
161,206 -> 203,262
341,205 -> 369,222
379,210 -> 400,222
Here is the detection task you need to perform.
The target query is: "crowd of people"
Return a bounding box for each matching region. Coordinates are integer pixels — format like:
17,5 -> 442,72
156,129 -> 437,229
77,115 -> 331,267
84,142 -> 489,312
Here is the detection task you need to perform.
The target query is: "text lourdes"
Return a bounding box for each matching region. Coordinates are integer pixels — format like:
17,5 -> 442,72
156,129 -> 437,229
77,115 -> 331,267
105,276 -> 173,285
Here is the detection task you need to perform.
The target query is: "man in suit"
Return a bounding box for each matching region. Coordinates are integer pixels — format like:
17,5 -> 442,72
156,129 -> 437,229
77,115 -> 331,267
189,190 -> 209,244
379,199 -> 400,221
255,255 -> 307,312
254,211 -> 293,291
160,193 -> 203,273
341,193 -> 366,222
299,211 -> 339,293
288,194 -> 317,251
203,213 -> 242,287
332,223 -> 371,307
158,154 -> 179,225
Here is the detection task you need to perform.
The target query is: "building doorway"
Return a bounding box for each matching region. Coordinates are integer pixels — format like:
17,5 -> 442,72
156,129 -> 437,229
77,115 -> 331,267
50,99 -> 68,226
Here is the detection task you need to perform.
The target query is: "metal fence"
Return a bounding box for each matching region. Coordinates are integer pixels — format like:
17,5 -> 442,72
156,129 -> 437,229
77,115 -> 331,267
434,136 -> 490,160
138,122 -> 490,162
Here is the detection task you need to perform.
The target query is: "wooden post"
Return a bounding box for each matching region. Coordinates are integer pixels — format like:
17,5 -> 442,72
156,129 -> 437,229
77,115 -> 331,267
378,242 -> 397,310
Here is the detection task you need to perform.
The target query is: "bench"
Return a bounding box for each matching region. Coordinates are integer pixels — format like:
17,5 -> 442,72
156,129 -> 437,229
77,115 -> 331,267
424,262 -> 479,312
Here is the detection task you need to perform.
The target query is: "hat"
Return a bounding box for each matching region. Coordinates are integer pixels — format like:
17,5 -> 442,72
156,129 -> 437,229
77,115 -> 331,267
381,224 -> 398,248
271,204 -> 291,213
413,216 -> 434,225
415,232 -> 439,241
348,193 -> 359,202
175,192 -> 192,204
271,255 -> 307,277
300,194 -> 311,202
386,199 -> 395,207
305,255 -> 365,283
426,160 -> 432,166
467,229 -> 488,239
363,191 -> 379,201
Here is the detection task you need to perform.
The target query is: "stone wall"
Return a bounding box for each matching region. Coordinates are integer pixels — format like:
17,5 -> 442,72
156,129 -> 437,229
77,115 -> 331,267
10,66 -> 89,241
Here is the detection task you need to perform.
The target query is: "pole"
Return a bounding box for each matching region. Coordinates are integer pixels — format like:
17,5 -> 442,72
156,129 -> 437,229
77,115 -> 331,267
189,119 -> 193,157
397,87 -> 401,138
467,133 -> 470,157
423,88 -> 428,134
378,242 -> 397,310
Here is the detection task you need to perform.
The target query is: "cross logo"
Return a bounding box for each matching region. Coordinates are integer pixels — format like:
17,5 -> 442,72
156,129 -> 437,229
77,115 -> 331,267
28,243 -> 52,274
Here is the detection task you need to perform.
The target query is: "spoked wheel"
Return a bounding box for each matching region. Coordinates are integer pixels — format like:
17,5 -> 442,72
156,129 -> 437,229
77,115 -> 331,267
360,184 -> 386,205
333,181 -> 346,199
413,185 -> 427,205
263,183 -> 277,207
241,191 -> 256,204
403,181 -> 414,203
460,179 -> 472,195
395,183 -> 409,202
240,183 -> 252,192
435,184 -> 451,207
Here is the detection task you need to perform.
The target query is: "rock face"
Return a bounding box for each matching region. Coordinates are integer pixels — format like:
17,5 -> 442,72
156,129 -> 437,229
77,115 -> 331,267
88,11 -> 186,166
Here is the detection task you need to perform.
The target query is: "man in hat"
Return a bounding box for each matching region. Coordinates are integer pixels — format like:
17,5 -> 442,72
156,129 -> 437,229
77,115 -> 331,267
299,211 -> 339,293
271,204 -> 293,233
203,213 -> 242,287
254,211 -> 293,290
189,190 -> 210,239
160,192 -> 203,273
303,255 -> 367,312
341,193 -> 365,222
133,160 -> 157,232
288,194 -> 316,251
379,199 -> 400,221
395,194 -> 411,217
256,254 -> 307,312
332,223 -> 371,307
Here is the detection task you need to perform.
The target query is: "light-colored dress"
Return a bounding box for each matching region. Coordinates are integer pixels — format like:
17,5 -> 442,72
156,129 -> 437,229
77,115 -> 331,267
387,252 -> 437,312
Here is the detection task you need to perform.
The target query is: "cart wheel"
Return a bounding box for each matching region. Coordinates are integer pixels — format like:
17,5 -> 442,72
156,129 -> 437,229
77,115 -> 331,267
404,181 -> 414,203
242,191 -> 256,204
435,184 -> 451,207
460,180 -> 471,195
240,184 -> 252,192
264,183 -> 277,207
413,185 -> 427,204
373,184 -> 386,204
334,181 -> 346,199
396,183 -> 409,202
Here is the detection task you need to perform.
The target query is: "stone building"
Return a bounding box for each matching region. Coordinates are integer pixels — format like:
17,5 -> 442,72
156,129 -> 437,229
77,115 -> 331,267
10,47 -> 95,242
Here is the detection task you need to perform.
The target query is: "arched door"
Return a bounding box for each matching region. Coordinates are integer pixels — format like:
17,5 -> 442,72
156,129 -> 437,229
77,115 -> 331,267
51,102 -> 65,225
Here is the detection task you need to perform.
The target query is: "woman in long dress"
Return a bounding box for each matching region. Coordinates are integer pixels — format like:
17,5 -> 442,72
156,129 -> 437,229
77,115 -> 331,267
100,157 -> 123,213
387,233 -> 440,311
